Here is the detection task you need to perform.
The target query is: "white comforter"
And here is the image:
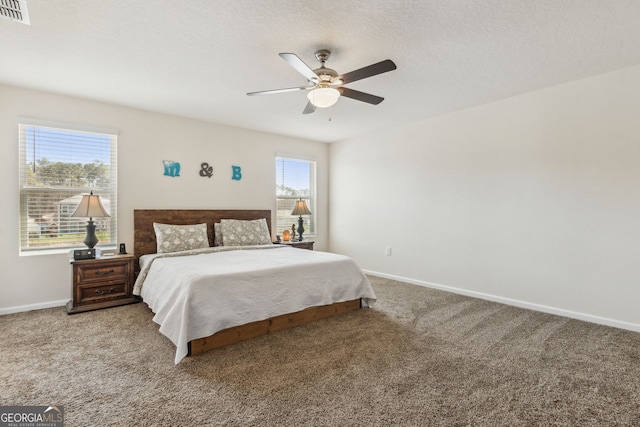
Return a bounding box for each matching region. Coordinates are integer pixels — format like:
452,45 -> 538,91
134,245 -> 376,363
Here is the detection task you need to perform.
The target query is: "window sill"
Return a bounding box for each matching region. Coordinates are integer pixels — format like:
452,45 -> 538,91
20,245 -> 117,257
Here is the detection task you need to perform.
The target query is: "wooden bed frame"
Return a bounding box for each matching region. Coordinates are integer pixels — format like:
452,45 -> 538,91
133,209 -> 361,357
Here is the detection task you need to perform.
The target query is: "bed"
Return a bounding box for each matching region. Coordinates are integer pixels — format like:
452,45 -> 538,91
133,209 -> 376,363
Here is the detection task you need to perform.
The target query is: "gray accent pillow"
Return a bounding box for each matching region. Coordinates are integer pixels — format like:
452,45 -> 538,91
220,218 -> 271,246
153,222 -> 209,253
213,222 -> 223,246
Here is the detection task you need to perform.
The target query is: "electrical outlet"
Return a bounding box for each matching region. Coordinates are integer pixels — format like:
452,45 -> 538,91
385,247 -> 392,256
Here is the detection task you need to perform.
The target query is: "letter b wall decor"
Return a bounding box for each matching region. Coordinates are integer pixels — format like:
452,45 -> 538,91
231,165 -> 242,181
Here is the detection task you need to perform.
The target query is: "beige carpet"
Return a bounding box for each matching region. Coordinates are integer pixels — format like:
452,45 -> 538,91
1,276 -> 639,426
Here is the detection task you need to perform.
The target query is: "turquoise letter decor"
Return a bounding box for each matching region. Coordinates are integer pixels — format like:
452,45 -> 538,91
232,165 -> 242,181
163,160 -> 181,177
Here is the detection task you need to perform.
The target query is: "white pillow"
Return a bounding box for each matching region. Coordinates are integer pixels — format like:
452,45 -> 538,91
153,222 -> 209,253
220,218 -> 272,246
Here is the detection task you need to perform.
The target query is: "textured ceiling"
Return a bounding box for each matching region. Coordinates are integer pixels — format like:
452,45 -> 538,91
2,1 -> 640,143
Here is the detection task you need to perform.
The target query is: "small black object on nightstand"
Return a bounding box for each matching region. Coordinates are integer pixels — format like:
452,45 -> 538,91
73,248 -> 95,260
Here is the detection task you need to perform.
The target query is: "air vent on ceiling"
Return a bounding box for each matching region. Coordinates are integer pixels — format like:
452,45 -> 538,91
0,0 -> 30,25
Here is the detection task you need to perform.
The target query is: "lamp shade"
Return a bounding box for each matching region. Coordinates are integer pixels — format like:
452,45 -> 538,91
307,87 -> 340,108
71,192 -> 110,219
291,199 -> 311,216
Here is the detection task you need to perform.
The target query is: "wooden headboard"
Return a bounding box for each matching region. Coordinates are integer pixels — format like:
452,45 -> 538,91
133,209 -> 272,261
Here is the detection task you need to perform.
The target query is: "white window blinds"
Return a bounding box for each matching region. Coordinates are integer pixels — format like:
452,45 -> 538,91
18,121 -> 118,253
276,156 -> 317,236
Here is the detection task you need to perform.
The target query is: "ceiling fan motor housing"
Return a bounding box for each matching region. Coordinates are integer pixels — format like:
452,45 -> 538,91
312,50 -> 339,84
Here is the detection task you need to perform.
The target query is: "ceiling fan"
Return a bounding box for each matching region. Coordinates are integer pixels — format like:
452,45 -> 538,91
247,49 -> 397,114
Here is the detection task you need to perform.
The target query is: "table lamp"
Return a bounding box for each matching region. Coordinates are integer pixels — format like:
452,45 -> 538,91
291,199 -> 311,241
71,191 -> 110,248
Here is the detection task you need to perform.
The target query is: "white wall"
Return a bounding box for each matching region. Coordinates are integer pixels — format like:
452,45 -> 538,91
329,65 -> 640,331
0,84 -> 328,313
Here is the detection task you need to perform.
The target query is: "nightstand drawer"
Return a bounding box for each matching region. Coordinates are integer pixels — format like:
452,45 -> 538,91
291,241 -> 314,250
274,240 -> 314,250
76,261 -> 129,284
77,281 -> 129,304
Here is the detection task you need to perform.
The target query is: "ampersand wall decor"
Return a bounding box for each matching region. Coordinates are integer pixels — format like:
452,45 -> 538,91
199,162 -> 213,178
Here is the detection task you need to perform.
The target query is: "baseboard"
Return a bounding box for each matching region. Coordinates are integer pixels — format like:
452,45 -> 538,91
0,299 -> 68,316
363,270 -> 640,333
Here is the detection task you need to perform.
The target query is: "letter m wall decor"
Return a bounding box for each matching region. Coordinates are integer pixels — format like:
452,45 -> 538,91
163,160 -> 181,177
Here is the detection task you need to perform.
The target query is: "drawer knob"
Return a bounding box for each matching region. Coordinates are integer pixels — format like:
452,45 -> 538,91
95,287 -> 114,295
95,269 -> 115,275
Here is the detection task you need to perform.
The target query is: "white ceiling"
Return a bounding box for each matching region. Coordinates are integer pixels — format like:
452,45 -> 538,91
2,1 -> 640,143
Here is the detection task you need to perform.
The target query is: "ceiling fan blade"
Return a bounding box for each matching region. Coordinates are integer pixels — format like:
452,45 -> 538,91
338,59 -> 397,84
302,101 -> 317,115
339,87 -> 384,105
247,86 -> 313,96
279,53 -> 318,82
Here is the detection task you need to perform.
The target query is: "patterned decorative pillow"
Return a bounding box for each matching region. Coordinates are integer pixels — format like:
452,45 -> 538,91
220,218 -> 272,246
213,222 -> 223,246
153,222 -> 209,254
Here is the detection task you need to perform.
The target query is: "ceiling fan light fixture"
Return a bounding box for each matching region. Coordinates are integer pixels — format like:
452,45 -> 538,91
307,86 -> 340,108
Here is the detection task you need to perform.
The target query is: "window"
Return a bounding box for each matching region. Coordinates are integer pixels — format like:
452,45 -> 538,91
276,156 -> 317,237
18,121 -> 118,253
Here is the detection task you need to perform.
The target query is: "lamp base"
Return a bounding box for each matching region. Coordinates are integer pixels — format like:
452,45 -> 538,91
297,216 -> 305,241
83,219 -> 99,249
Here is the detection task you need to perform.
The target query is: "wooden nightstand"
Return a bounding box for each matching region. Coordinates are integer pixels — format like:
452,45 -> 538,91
67,254 -> 138,314
275,240 -> 314,250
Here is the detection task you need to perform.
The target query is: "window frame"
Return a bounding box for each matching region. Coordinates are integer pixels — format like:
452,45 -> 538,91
275,155 -> 317,238
18,119 -> 118,255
